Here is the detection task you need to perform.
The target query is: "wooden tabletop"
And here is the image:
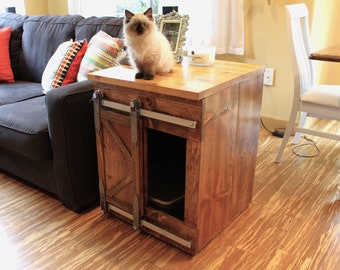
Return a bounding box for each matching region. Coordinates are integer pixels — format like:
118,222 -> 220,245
310,44 -> 340,62
88,59 -> 264,101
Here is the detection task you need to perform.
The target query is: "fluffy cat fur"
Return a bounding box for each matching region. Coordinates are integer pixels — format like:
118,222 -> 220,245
123,8 -> 175,80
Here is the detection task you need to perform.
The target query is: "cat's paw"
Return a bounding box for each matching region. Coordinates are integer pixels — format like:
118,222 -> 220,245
135,72 -> 145,79
144,74 -> 154,80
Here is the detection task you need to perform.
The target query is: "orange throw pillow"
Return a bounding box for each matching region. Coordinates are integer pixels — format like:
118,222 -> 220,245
0,26 -> 15,83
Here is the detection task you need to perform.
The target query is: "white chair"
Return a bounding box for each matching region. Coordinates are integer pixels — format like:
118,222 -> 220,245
275,3 -> 340,163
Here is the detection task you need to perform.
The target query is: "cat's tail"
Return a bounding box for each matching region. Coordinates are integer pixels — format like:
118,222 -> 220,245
158,55 -> 175,73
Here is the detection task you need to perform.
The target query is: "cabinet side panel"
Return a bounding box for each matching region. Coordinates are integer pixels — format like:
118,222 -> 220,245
196,72 -> 263,251
197,84 -> 239,249
231,73 -> 263,214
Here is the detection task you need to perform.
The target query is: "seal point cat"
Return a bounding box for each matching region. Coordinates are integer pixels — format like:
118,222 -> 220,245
123,8 -> 175,80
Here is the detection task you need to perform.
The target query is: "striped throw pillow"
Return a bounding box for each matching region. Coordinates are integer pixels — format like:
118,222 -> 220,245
42,39 -> 86,93
77,30 -> 124,81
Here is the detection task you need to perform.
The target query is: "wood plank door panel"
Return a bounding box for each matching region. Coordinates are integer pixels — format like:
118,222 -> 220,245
100,109 -> 134,214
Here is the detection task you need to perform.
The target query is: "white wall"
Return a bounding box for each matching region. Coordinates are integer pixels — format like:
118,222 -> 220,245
67,0 -> 116,17
0,0 -> 25,14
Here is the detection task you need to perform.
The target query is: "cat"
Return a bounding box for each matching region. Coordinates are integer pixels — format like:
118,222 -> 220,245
123,7 -> 175,80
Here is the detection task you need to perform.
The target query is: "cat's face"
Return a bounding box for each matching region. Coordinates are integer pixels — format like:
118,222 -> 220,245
124,8 -> 155,38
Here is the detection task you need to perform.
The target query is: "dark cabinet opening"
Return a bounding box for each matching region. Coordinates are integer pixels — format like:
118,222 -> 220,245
147,129 -> 186,220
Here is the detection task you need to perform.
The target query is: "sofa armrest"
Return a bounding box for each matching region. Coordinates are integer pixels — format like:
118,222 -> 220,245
45,80 -> 98,212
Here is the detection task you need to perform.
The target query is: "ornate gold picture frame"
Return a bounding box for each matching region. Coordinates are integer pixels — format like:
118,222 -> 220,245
156,11 -> 189,62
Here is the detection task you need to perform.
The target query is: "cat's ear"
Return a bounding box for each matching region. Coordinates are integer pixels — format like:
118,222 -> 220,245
144,8 -> 153,20
125,10 -> 134,21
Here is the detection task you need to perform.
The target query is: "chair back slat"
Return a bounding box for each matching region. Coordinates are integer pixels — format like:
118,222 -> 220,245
285,4 -> 314,96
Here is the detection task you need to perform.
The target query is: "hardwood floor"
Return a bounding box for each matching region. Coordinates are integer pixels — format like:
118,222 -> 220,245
0,119 -> 339,270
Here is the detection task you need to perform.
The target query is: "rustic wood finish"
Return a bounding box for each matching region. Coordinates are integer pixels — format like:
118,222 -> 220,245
90,61 -> 264,254
88,60 -> 264,100
310,43 -> 340,62
0,119 -> 340,269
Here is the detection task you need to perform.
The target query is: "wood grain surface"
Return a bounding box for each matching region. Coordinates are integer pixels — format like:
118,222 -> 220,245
310,44 -> 340,62
92,61 -> 263,254
0,118 -> 339,269
88,59 -> 264,100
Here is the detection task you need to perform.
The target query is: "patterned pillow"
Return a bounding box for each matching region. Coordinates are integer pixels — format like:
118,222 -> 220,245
42,39 -> 86,93
0,27 -> 15,83
61,39 -> 88,86
77,30 -> 124,81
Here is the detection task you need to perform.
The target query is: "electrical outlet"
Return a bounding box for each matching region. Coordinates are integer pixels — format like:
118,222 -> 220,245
263,68 -> 275,86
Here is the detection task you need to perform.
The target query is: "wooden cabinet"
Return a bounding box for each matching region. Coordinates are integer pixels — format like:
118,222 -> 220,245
89,60 -> 264,255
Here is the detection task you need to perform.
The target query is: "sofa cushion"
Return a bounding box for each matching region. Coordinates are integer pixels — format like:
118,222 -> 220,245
42,39 -> 87,93
0,96 -> 52,160
75,16 -> 123,41
0,26 -> 14,83
0,81 -> 44,105
77,30 -> 124,81
19,15 -> 84,83
0,13 -> 27,79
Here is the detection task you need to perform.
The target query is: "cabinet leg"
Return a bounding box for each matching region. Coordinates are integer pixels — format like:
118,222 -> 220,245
133,194 -> 140,229
99,179 -> 107,213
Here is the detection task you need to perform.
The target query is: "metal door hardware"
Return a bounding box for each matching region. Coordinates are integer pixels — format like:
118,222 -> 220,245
101,99 -> 197,129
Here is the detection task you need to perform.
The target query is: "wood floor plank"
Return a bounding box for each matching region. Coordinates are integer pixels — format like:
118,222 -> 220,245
0,118 -> 339,269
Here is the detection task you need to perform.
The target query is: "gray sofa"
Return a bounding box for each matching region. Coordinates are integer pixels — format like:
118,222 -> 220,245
0,13 -> 124,212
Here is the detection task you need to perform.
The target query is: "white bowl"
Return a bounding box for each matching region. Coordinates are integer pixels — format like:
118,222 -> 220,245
187,45 -> 216,66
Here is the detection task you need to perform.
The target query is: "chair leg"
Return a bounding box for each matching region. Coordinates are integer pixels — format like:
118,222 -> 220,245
293,111 -> 307,144
275,108 -> 298,163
